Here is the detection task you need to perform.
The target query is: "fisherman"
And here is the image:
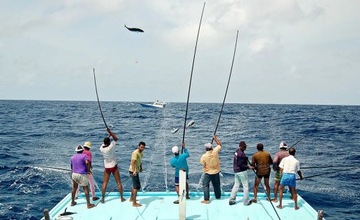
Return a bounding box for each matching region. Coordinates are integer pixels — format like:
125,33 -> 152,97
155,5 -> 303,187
251,143 -> 273,203
271,141 -> 289,202
170,143 -> 190,204
129,141 -> 146,207
70,145 -> 95,209
277,147 -> 304,210
200,135 -> 222,204
99,128 -> 126,203
229,140 -> 254,206
75,141 -> 99,201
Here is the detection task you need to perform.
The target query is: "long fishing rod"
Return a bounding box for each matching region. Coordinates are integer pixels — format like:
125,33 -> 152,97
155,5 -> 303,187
297,172 -> 333,180
211,30 -> 239,144
302,165 -> 359,169
181,2 -> 206,153
297,167 -> 359,180
289,135 -> 306,148
93,68 -> 109,129
195,30 -> 239,192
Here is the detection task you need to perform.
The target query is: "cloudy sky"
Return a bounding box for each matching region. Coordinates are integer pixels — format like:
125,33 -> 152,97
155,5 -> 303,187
0,0 -> 359,105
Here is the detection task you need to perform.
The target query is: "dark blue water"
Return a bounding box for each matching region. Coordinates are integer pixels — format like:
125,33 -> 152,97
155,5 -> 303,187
0,100 -> 359,220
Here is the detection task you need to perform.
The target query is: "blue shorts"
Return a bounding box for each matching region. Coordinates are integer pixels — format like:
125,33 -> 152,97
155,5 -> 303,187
174,175 -> 189,186
280,173 -> 296,188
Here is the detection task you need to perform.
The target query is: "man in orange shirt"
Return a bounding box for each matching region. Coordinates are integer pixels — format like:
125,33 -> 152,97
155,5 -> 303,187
200,135 -> 222,204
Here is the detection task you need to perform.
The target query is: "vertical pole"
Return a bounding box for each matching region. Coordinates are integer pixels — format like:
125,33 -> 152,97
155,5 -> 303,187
179,170 -> 186,220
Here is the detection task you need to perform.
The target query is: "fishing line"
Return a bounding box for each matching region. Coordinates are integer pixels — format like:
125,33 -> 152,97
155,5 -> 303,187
93,68 -> 109,129
302,165 -> 359,169
298,167 -> 359,180
181,2 -> 206,153
289,136 -> 306,148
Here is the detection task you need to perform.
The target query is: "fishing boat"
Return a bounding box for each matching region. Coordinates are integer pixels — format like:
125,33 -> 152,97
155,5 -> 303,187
42,190 -> 325,219
140,100 -> 166,109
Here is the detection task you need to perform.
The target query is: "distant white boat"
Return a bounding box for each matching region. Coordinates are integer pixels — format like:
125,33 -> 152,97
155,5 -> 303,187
140,100 -> 166,109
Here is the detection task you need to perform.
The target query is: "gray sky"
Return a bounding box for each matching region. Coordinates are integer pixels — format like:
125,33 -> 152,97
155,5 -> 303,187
1,0 -> 359,105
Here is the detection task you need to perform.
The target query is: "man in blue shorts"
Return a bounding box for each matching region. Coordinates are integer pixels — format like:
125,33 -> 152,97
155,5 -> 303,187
276,147 -> 304,210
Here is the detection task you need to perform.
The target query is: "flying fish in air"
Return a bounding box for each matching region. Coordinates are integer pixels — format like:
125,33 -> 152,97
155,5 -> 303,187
125,24 -> 144,33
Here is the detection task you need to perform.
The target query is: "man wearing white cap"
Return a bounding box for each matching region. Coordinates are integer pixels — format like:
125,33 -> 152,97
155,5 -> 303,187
170,143 -> 190,204
271,141 -> 289,202
200,135 -> 222,204
75,141 -> 99,201
70,145 -> 95,209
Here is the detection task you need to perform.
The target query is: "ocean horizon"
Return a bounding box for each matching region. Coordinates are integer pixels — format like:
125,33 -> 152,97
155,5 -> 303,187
0,100 -> 359,220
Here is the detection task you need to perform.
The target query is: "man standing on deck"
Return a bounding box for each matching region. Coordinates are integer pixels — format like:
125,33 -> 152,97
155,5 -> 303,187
75,141 -> 99,201
271,141 -> 289,202
251,143 -> 273,203
70,145 -> 95,209
129,141 -> 146,207
229,140 -> 254,206
277,147 -> 304,210
99,128 -> 126,203
170,143 -> 190,204
200,135 -> 222,204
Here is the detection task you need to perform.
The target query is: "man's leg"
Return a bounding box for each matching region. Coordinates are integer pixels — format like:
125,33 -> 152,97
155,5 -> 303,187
212,173 -> 221,199
101,170 -> 110,203
114,170 -> 126,202
201,173 -> 211,203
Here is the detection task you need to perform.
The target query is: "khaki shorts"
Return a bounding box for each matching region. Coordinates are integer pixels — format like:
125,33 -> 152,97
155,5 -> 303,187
72,173 -> 89,186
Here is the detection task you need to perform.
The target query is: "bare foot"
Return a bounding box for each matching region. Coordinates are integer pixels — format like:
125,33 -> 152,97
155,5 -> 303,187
70,201 -> 77,206
100,199 -> 105,204
276,205 -> 282,209
201,200 -> 210,204
121,197 -> 126,202
132,203 -> 142,207
295,206 -> 300,210
251,199 -> 257,203
92,197 -> 99,201
87,204 -> 95,209
271,198 -> 278,202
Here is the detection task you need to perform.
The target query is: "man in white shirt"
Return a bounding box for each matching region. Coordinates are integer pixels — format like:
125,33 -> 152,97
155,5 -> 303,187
276,147 -> 303,210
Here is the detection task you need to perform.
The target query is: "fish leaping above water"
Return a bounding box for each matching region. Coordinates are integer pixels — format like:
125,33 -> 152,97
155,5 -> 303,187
124,24 -> 144,33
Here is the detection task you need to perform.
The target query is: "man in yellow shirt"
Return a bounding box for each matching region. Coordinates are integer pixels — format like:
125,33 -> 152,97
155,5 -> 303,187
129,141 -> 146,207
199,135 -> 222,204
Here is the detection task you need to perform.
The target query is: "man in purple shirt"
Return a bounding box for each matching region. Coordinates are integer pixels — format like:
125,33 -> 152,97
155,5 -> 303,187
70,145 -> 95,209
229,141 -> 254,206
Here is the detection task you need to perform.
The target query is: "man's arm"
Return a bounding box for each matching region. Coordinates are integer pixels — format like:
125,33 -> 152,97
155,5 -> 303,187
107,128 -> 118,142
297,170 -> 303,180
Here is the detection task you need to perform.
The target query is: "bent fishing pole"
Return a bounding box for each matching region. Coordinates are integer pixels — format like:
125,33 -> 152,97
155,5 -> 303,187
289,135 -> 306,148
181,2 -> 206,153
196,30 -> 239,193
211,30 -> 239,143
93,68 -> 109,129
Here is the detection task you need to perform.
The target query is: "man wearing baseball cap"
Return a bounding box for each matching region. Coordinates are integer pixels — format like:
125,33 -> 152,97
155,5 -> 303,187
200,135 -> 222,204
170,143 -> 190,204
271,141 -> 289,202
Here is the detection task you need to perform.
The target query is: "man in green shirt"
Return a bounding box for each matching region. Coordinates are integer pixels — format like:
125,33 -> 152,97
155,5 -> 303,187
129,141 -> 146,207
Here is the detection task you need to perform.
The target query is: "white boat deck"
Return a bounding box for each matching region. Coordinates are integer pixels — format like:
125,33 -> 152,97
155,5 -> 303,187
44,191 -> 322,220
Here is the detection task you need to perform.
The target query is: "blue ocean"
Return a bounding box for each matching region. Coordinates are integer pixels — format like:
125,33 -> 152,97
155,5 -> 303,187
0,100 -> 359,220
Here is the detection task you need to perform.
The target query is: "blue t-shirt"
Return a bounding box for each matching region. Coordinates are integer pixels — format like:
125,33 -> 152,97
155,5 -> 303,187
71,153 -> 88,174
170,148 -> 189,177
